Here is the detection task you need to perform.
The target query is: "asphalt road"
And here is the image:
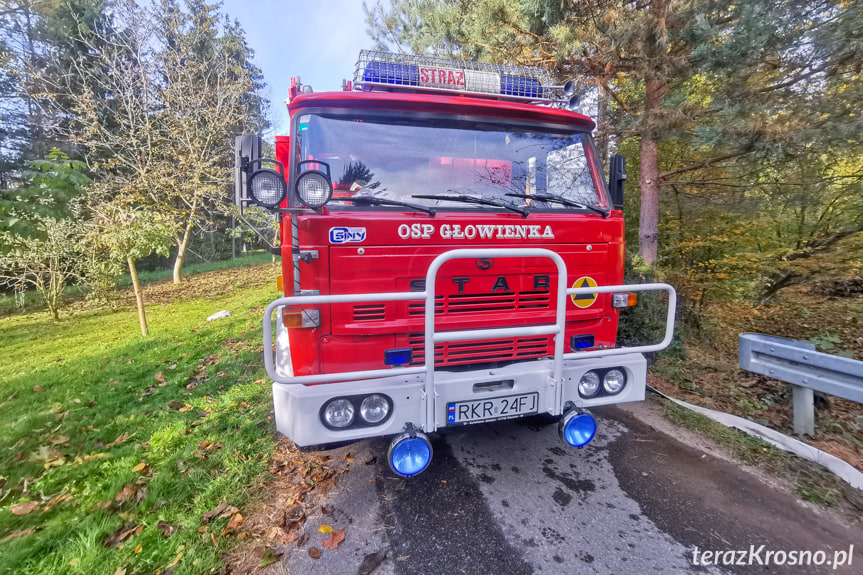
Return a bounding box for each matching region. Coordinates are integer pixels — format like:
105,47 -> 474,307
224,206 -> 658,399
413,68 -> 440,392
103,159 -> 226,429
284,400 -> 861,575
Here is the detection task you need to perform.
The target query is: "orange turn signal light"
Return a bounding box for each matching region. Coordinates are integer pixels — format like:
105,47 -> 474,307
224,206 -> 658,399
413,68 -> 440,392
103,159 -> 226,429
282,306 -> 305,328
611,292 -> 637,308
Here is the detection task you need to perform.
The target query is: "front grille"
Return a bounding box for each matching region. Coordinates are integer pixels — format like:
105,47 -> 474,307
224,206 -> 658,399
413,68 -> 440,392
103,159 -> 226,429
407,333 -> 551,367
408,290 -> 549,316
352,304 -> 386,322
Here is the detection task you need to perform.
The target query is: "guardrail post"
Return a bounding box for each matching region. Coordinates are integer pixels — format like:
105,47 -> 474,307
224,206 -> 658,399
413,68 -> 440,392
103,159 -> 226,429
792,385 -> 815,436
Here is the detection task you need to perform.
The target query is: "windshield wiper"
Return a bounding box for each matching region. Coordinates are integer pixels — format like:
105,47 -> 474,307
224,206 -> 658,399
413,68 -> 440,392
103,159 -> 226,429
505,193 -> 609,218
337,196 -> 436,216
412,193 -> 529,217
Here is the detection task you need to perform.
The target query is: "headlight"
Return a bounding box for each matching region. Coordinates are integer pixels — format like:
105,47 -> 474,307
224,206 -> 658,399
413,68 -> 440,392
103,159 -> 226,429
296,171 -> 332,208
578,371 -> 600,397
603,369 -> 626,394
360,395 -> 390,424
248,169 -> 287,208
322,398 -> 354,428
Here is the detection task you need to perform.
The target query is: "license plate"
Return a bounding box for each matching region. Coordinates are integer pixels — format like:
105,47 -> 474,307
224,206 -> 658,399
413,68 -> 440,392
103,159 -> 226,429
446,393 -> 538,426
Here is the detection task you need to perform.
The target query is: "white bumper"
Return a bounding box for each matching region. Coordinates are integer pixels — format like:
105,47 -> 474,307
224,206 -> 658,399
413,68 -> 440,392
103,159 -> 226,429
273,353 -> 646,447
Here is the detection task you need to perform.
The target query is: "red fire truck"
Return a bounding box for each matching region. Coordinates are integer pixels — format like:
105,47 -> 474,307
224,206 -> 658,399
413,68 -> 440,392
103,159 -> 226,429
233,51 -> 675,477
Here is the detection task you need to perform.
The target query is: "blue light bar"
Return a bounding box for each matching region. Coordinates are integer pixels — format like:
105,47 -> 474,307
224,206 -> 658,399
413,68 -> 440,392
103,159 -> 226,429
355,50 -> 557,102
384,347 -> 413,366
362,60 -> 419,86
500,75 -> 542,99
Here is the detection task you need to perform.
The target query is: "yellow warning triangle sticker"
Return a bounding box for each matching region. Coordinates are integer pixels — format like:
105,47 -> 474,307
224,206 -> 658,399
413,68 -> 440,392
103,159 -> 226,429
570,277 -> 598,308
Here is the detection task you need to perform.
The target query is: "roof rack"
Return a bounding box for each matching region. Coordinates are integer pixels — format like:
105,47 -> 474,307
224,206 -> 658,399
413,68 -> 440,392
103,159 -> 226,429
353,50 -> 571,106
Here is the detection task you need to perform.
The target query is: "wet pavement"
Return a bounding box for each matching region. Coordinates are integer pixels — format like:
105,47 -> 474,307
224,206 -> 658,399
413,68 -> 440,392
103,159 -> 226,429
284,401 -> 861,575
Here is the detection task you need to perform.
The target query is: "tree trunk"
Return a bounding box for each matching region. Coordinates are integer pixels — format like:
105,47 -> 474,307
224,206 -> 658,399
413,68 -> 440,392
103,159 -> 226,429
595,87 -> 611,173
173,197 -> 198,284
128,257 -> 149,336
638,79 -> 665,267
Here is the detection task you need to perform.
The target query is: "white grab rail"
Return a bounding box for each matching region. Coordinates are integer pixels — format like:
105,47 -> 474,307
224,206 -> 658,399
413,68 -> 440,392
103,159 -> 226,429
262,247 -> 677,428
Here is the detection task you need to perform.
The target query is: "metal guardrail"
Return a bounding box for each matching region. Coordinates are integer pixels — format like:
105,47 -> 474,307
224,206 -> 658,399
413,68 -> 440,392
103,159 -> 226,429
739,333 -> 863,435
263,248 -> 677,431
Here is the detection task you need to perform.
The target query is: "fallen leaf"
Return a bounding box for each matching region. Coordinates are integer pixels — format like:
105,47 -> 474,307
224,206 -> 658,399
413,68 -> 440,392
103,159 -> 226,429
201,502 -> 230,523
114,484 -> 136,502
321,528 -> 345,550
131,462 -> 150,473
106,433 -> 128,449
318,524 -> 334,534
135,486 -> 148,504
96,500 -> 113,510
284,531 -> 299,544
297,533 -> 309,547
197,526 -> 208,533
224,512 -> 244,532
10,501 -> 40,516
1,529 -> 35,542
142,386 -> 158,397
358,549 -> 388,575
13,452 -> 26,463
42,493 -> 73,513
219,505 -> 239,519
33,385 -> 43,392
30,446 -> 65,468
155,372 -> 167,385
104,524 -> 139,547
284,507 -> 306,531
49,435 -> 69,446
210,532 -> 218,546
157,521 -> 177,538
69,558 -> 79,567
167,364 -> 177,370
114,568 -> 126,575
134,543 -> 142,554
259,548 -> 281,568
308,547 -> 321,559
166,545 -> 185,569
321,505 -> 334,515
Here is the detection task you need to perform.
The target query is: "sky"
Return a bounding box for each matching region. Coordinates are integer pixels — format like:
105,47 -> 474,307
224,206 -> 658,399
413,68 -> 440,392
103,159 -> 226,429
220,0 -> 377,137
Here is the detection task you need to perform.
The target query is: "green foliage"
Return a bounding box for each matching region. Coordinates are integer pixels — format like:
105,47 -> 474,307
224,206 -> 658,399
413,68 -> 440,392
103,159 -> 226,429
0,149 -> 89,241
0,217 -> 84,320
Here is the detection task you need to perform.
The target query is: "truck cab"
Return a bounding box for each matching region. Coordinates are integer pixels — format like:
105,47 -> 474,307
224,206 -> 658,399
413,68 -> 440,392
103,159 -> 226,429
235,51 -> 675,477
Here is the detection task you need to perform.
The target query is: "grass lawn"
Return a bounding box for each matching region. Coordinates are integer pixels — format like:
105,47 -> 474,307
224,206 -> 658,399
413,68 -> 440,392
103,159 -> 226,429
0,262 -> 282,575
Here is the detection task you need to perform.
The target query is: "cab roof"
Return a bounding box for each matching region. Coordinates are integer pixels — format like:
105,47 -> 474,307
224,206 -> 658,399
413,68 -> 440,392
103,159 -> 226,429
287,90 -> 596,132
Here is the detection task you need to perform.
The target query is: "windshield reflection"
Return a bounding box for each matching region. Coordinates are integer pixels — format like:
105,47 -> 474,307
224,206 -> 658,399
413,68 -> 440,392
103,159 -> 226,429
294,113 -> 603,210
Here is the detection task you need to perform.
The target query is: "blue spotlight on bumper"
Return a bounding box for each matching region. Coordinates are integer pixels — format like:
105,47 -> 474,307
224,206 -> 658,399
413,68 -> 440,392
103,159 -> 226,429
388,426 -> 433,477
559,409 -> 597,448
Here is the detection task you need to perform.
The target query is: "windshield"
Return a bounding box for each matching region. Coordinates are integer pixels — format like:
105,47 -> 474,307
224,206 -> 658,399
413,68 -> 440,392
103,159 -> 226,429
293,112 -> 606,211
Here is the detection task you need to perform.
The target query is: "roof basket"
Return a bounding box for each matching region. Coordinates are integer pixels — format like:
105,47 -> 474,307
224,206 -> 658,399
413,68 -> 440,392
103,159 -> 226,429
353,50 -> 565,104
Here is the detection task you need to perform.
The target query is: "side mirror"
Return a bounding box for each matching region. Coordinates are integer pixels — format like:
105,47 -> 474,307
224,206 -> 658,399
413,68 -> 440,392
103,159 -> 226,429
234,135 -> 261,213
608,154 -> 626,211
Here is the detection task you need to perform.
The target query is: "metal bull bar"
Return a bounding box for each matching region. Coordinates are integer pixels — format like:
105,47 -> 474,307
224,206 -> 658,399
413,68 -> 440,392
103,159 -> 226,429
262,248 -> 677,432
